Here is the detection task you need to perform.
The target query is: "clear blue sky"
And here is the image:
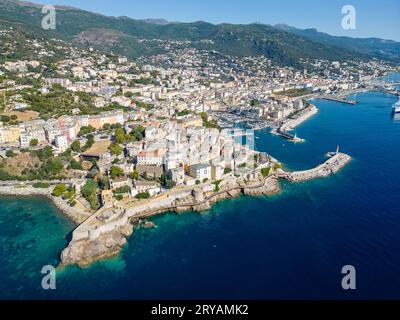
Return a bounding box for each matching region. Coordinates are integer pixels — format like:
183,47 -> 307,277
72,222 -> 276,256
49,0 -> 400,41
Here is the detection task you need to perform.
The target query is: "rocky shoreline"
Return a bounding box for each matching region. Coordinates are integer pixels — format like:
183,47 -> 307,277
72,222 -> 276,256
59,175 -> 282,267
0,101 -> 349,268
60,224 -> 133,268
1,150 -> 351,268
0,185 -> 88,225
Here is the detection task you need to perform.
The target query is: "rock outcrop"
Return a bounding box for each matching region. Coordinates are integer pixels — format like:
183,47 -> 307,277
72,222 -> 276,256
60,224 -> 133,268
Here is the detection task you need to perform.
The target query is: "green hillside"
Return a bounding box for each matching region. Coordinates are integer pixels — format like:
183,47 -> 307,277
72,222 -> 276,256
0,0 -> 372,68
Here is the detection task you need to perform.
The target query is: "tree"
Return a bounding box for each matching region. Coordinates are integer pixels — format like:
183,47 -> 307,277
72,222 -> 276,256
43,158 -> 63,175
6,150 -> 15,158
36,146 -> 53,160
68,159 -> 83,170
129,125 -> 145,141
82,179 -> 98,197
213,180 -> 223,192
224,167 -> 232,174
70,140 -> 81,152
165,180 -> 176,189
87,194 -> 100,210
0,115 -> 10,123
114,185 -> 131,194
61,148 -> 72,157
81,179 -> 99,210
82,135 -> 94,151
63,189 -> 75,200
52,184 -> 67,197
129,171 -> 139,180
261,167 -> 271,177
99,176 -> 110,190
135,192 -> 150,199
115,127 -> 126,144
29,139 -> 38,147
176,109 -> 191,117
111,166 -> 124,179
199,112 -> 220,130
69,200 -> 77,207
78,125 -> 95,137
108,143 -> 123,156
160,173 -> 167,186
33,182 -> 50,189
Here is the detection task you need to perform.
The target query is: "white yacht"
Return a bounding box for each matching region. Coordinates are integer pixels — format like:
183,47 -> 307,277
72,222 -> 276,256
393,98 -> 400,114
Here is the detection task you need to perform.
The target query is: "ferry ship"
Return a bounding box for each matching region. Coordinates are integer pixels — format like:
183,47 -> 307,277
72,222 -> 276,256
393,98 -> 400,114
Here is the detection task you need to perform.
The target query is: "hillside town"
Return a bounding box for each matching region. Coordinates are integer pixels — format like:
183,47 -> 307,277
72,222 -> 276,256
0,23 -> 398,267
0,26 -> 399,218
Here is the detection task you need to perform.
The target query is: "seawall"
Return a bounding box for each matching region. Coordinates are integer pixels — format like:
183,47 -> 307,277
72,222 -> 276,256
284,153 -> 352,182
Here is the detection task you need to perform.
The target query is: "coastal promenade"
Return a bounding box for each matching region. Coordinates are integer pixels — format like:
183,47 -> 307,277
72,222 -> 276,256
277,104 -> 319,142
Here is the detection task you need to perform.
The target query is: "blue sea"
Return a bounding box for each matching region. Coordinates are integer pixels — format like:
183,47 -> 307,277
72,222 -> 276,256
1,83 -> 400,299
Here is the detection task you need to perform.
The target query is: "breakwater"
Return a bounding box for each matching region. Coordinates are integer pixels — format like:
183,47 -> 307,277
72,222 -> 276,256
284,153 -> 351,182
320,96 -> 358,105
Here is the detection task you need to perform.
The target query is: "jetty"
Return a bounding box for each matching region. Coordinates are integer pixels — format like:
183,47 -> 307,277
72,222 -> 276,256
276,128 -> 303,142
283,151 -> 351,182
320,96 -> 358,105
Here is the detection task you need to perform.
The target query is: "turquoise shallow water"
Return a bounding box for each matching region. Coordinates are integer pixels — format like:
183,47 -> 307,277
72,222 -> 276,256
1,86 -> 400,299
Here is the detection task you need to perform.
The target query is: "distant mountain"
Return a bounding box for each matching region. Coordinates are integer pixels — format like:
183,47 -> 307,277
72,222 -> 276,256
275,24 -> 400,62
0,0 -> 389,68
140,18 -> 171,25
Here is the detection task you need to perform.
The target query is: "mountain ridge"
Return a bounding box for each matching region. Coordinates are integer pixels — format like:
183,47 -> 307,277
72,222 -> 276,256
0,0 -> 398,67
274,24 -> 400,61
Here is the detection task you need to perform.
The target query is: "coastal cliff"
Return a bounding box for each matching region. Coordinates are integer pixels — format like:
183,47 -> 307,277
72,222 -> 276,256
59,150 -> 351,268
60,224 -> 133,268
1,152 -> 351,268
59,174 -> 282,267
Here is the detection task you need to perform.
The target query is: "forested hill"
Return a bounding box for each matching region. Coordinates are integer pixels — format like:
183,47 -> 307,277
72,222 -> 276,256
0,0 -> 391,68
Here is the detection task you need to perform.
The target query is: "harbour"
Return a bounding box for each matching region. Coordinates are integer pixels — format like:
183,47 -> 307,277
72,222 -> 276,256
1,88 -> 400,300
